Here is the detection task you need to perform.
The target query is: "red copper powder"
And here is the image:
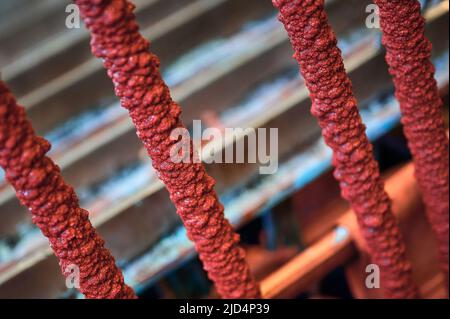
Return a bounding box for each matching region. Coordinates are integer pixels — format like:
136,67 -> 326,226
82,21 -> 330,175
374,0 -> 449,288
273,0 -> 419,298
74,0 -> 260,298
0,81 -> 136,299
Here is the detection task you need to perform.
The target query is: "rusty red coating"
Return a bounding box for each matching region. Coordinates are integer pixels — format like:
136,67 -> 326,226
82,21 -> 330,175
0,81 -> 136,299
374,0 -> 449,288
74,0 -> 260,298
273,0 -> 419,298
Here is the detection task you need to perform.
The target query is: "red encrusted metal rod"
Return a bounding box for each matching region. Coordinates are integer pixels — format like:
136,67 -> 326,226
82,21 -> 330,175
74,0 -> 260,299
0,81 -> 136,299
273,0 -> 419,298
374,0 -> 449,287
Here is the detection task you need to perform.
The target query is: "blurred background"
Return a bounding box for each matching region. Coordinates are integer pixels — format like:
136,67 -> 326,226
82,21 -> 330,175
0,0 -> 448,298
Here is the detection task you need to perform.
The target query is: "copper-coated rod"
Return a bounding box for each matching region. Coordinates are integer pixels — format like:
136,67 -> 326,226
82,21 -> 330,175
74,0 -> 260,298
374,0 -> 449,288
272,0 -> 419,298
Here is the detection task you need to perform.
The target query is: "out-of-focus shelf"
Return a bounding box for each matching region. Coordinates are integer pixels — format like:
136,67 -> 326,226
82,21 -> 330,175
0,0 -> 448,298
260,163 -> 448,299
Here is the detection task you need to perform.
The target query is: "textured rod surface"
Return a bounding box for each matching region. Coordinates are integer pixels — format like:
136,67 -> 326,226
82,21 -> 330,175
273,0 -> 419,298
74,0 -> 260,298
0,81 -> 136,299
374,0 -> 449,287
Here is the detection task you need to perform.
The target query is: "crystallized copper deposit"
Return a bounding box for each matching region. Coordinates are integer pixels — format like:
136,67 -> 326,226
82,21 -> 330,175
273,0 -> 419,298
0,82 -> 136,299
374,0 -> 449,287
75,0 -> 260,298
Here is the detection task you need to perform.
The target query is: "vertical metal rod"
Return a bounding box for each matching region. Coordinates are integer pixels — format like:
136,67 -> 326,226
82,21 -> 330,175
0,81 -> 136,299
272,0 -> 419,298
74,0 -> 260,298
374,0 -> 449,290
